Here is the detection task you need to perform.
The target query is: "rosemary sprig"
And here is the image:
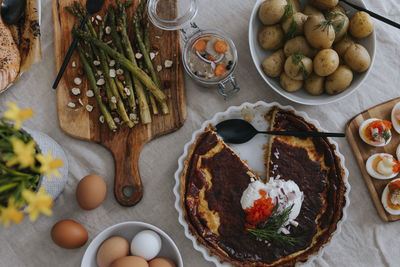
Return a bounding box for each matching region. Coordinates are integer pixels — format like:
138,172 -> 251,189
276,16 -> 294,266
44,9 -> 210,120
291,52 -> 309,79
247,204 -> 302,246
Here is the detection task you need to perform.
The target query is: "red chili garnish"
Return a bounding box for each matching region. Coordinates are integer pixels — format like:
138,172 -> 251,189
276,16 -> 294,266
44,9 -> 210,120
389,180 -> 400,194
393,162 -> 400,173
244,190 -> 275,226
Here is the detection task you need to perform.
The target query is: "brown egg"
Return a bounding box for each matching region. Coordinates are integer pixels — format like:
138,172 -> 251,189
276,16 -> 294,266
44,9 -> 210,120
51,220 -> 88,249
76,174 -> 107,210
149,257 -> 176,267
96,236 -> 130,267
111,256 -> 149,267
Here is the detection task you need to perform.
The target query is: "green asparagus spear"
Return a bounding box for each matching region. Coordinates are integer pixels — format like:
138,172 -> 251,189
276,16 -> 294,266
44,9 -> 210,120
76,42 -> 117,131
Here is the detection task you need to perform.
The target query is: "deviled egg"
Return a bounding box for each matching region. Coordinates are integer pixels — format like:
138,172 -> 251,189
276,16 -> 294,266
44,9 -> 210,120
366,153 -> 400,180
381,178 -> 400,215
391,102 -> 400,134
359,118 -> 392,146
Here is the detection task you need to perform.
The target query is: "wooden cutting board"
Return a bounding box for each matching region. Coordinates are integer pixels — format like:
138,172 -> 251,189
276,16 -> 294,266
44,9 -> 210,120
346,98 -> 400,222
52,0 -> 186,206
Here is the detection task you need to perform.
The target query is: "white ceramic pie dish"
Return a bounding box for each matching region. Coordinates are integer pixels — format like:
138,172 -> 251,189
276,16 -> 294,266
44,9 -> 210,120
248,0 -> 376,105
173,101 -> 350,266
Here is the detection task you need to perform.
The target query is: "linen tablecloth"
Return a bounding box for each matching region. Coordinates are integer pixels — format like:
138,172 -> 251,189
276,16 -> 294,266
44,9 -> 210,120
1,0 -> 400,266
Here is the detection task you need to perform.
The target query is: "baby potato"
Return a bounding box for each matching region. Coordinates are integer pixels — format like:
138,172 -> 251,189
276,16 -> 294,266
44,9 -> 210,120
261,49 -> 285,77
303,5 -> 325,20
284,53 -> 313,80
305,73 -> 325,95
309,0 -> 338,10
304,16 -> 335,49
289,0 -> 302,13
326,11 -> 349,42
333,35 -> 355,58
350,11 -> 374,38
280,72 -> 303,92
258,25 -> 284,50
344,43 -> 371,72
326,4 -> 346,15
282,12 -> 308,39
284,36 -> 317,58
325,65 -> 353,94
313,49 -> 339,76
259,0 -> 287,25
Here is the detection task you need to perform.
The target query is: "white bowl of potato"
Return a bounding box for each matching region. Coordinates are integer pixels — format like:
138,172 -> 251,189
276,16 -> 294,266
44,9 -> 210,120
249,0 -> 376,105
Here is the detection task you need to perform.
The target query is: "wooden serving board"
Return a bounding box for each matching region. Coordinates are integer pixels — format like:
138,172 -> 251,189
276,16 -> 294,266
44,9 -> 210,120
346,98 -> 400,222
52,0 -> 185,206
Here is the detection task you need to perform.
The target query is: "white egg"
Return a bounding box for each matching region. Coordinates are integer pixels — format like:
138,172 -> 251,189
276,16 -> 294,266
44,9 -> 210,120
365,153 -> 398,180
130,230 -> 162,261
381,178 -> 400,215
359,118 -> 392,147
391,102 -> 400,134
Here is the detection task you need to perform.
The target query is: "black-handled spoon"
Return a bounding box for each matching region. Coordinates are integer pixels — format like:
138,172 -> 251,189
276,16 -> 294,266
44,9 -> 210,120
340,0 -> 400,29
52,0 -> 105,89
1,0 -> 27,25
215,119 -> 345,144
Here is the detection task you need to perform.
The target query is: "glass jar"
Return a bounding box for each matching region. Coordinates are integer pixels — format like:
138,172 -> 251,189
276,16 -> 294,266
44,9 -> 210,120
148,0 -> 240,100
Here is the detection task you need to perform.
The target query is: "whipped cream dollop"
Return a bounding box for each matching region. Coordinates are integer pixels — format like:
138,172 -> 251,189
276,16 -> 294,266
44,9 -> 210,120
377,156 -> 395,176
240,178 -> 304,225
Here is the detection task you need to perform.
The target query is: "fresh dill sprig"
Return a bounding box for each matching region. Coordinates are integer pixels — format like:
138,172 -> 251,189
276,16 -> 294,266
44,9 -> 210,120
314,19 -> 334,35
280,0 -> 294,23
326,11 -> 346,35
285,18 -> 298,40
291,52 -> 309,79
247,204 -> 302,246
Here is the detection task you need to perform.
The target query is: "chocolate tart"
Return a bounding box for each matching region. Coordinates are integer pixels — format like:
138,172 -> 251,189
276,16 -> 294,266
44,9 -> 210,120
180,106 -> 347,266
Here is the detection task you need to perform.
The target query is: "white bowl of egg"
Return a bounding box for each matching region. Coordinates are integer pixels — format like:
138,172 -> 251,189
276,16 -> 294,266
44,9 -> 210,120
81,221 -> 183,267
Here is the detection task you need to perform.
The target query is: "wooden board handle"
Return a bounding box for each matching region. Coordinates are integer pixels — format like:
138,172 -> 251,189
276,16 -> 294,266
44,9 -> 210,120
108,137 -> 144,206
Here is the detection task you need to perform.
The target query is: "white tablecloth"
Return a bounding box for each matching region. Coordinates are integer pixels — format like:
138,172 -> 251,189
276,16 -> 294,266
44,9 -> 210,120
1,0 -> 400,266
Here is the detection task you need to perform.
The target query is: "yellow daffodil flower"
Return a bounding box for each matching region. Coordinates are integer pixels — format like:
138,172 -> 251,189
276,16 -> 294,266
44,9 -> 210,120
6,138 -> 36,168
0,198 -> 24,227
4,102 -> 34,130
36,152 -> 63,180
22,188 -> 53,221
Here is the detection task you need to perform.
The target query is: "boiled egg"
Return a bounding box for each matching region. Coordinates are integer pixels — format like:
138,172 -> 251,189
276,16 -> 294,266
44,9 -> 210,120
51,220 -> 88,249
366,153 -> 399,180
359,118 -> 392,146
149,257 -> 176,267
96,236 -> 130,267
111,256 -> 149,267
381,178 -> 400,215
131,230 -> 162,261
391,102 -> 400,134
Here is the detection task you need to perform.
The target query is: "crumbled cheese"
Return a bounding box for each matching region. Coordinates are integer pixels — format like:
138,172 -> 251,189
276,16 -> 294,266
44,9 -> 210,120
97,78 -> 105,86
67,102 -> 76,108
93,60 -> 101,66
97,70 -> 103,75
99,115 -> 105,123
74,77 -> 82,85
116,69 -> 124,75
71,88 -> 80,95
156,65 -> 162,72
111,96 -> 117,104
78,98 -> 84,106
109,69 -> 116,78
129,113 -> 137,122
114,117 -> 120,123
72,61 -> 76,68
109,60 -> 116,67
105,26 -> 111,35
150,52 -> 156,60
135,53 -> 143,59
124,87 -> 131,96
86,90 -> 94,97
86,105 -> 93,112
96,15 -> 102,21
